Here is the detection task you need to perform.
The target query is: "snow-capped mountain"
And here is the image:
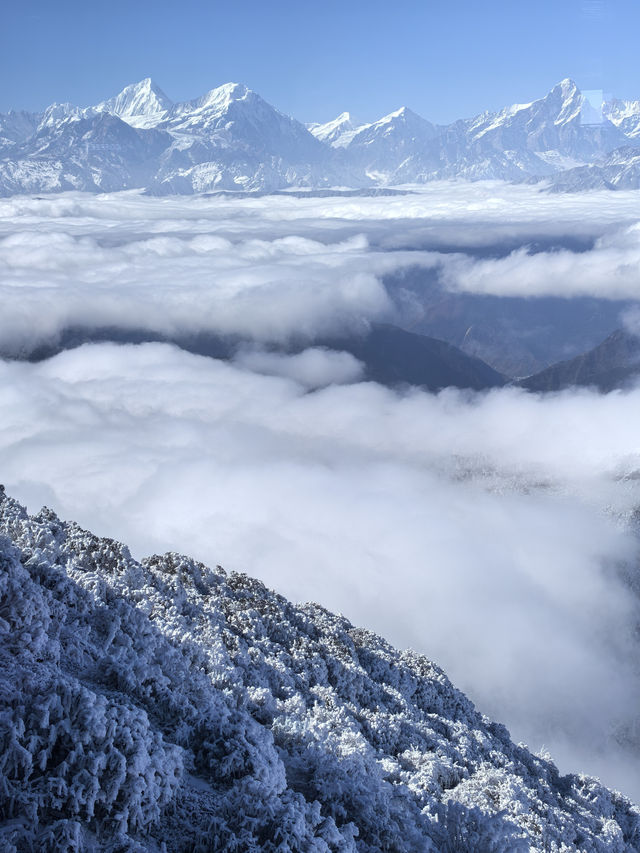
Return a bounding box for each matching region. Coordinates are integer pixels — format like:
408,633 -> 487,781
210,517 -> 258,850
1,486 -> 638,851
0,79 -> 338,195
308,111 -> 366,147
34,79 -> 173,132
0,77 -> 639,195
152,81 -> 334,193
161,81 -> 322,158
338,106 -> 440,183
433,78 -> 633,180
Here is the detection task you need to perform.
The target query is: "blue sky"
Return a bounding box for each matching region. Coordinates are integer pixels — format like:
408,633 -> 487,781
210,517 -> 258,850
3,0 -> 639,123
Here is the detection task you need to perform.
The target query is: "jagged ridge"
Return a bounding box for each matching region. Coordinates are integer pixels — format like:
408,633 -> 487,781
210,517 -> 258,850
1,77 -> 639,195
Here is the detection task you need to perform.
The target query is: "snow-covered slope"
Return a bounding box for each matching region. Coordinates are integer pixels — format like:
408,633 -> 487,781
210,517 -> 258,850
605,98 -> 640,140
1,488 -> 638,851
547,146 -> 640,191
1,78 -> 639,195
0,113 -> 172,195
340,107 -> 440,184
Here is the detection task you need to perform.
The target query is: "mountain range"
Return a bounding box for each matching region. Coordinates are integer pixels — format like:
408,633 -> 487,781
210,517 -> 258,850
2,486 -> 639,851
1,77 -> 640,195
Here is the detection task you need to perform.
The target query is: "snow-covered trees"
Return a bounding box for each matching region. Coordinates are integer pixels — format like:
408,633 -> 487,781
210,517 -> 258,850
0,487 -> 639,851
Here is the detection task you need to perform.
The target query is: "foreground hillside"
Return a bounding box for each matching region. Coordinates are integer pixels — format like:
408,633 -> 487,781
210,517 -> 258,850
0,488 -> 638,852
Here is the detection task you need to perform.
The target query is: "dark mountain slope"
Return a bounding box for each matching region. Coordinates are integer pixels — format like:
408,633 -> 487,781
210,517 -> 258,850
384,266 -> 632,378
8,322 -> 506,393
521,329 -> 640,392
322,323 -> 506,390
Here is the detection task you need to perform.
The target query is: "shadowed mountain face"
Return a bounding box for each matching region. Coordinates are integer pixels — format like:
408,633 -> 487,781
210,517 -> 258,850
1,487 -> 639,851
19,307 -> 640,395
521,329 -> 640,392
10,322 -> 506,393
385,266 -> 633,378
322,323 -> 505,390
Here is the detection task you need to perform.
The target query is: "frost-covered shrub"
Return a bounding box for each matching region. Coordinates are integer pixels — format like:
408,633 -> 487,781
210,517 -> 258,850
0,545 -> 183,846
432,801 -> 528,853
1,487 -> 639,852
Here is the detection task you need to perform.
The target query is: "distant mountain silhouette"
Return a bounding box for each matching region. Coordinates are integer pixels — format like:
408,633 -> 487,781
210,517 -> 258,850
521,329 -> 640,392
322,323 -> 506,391
14,322 -> 506,393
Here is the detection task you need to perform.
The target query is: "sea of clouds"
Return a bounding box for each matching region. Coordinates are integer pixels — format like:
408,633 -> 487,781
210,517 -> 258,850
2,182 -> 640,800
2,182 -> 640,354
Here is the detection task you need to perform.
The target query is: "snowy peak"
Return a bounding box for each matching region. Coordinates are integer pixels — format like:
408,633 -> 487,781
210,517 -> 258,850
550,77 -> 581,100
351,105 -> 437,144
310,105 -> 437,153
38,102 -> 83,130
160,80 -> 326,169
98,78 -> 173,118
309,111 -> 365,147
371,105 -> 431,128
35,80 -> 174,133
546,78 -> 583,124
468,78 -> 584,140
185,81 -> 250,113
461,77 -> 633,173
168,82 -> 269,127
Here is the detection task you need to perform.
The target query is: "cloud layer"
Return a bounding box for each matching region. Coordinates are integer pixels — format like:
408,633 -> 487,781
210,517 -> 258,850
2,341 -> 640,800
2,184 -> 640,801
1,182 -> 640,358
441,222 -> 640,299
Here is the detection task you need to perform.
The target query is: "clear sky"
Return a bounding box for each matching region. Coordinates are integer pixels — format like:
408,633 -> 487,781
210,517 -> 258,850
2,0 -> 639,124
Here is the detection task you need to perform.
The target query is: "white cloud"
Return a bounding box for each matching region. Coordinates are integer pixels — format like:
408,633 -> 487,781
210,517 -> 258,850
0,225 -> 403,350
1,183 -> 640,359
440,222 -> 640,299
234,347 -> 364,387
2,341 -> 640,800
3,184 -> 640,801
